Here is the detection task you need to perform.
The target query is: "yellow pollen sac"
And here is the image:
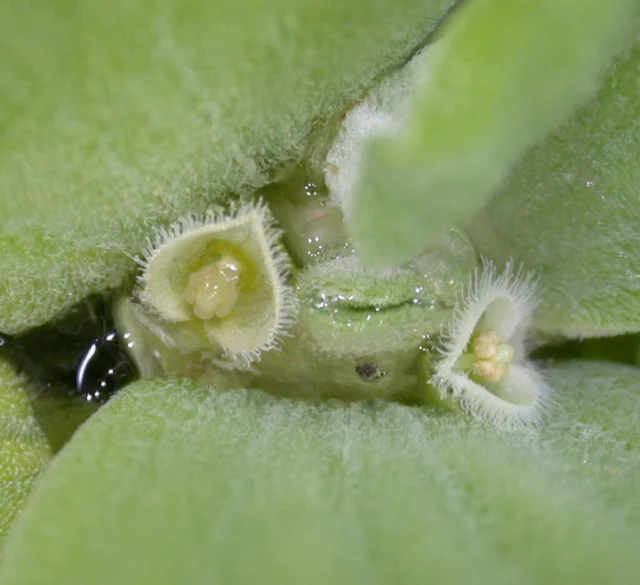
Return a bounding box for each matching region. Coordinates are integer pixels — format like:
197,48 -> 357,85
472,360 -> 508,383
183,257 -> 242,320
472,331 -> 501,359
465,331 -> 515,383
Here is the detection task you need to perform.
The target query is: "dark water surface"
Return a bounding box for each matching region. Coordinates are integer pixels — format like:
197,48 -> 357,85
0,295 -> 138,451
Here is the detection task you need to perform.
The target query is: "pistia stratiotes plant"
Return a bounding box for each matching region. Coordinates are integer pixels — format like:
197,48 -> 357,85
2,0 -> 640,584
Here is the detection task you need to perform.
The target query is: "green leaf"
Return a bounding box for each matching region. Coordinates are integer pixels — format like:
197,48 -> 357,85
468,42 -> 640,337
28,395 -> 98,456
348,0 -> 638,267
0,359 -> 50,547
2,372 -> 640,584
543,361 -> 640,519
0,0 -> 452,334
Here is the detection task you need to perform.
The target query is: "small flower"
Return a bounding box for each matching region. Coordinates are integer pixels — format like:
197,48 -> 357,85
135,199 -> 296,365
430,261 -> 551,429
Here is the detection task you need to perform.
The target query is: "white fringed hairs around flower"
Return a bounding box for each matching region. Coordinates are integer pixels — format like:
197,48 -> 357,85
134,199 -> 297,365
431,261 -> 551,429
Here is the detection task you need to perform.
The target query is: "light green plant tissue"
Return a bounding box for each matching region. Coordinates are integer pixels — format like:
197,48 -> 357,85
468,41 -> 640,337
1,361 -> 639,584
0,359 -> 51,547
347,0 -> 638,267
0,0 -> 452,334
2,1 -> 640,582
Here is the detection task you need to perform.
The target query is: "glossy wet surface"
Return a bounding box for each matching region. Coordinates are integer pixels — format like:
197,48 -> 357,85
0,295 -> 138,450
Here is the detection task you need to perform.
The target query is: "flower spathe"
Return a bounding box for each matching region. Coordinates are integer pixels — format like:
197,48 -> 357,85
431,261 -> 551,429
135,199 -> 296,365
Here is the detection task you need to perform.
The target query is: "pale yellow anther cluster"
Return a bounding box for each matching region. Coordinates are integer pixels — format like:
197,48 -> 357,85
183,257 -> 242,321
470,331 -> 515,383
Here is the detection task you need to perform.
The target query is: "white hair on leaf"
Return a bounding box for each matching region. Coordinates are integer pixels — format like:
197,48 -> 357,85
431,260 -> 551,429
324,43 -> 439,216
325,104 -> 399,214
134,198 -> 297,365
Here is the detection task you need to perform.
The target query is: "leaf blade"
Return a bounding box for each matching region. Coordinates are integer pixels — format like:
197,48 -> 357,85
468,42 -> 640,337
0,359 -> 51,547
2,375 -> 640,583
349,0 -> 638,266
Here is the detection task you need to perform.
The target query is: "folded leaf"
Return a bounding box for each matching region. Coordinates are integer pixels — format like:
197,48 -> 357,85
468,42 -> 640,337
2,369 -> 640,584
348,0 -> 638,266
0,359 -> 50,547
0,0 -> 452,333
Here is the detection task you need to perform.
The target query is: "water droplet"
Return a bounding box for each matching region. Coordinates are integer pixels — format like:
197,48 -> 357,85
303,182 -> 320,197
